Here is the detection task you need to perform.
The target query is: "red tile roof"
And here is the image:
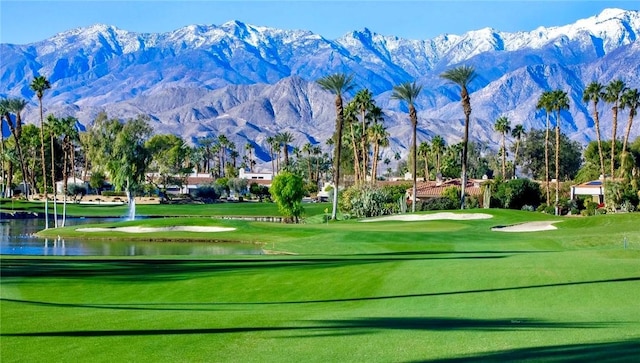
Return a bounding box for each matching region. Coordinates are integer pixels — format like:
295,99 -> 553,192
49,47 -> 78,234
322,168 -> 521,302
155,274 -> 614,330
408,179 -> 486,198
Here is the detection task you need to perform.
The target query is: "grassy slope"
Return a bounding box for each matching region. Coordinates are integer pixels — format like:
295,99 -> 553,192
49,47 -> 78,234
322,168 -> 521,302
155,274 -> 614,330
2,209 -> 640,362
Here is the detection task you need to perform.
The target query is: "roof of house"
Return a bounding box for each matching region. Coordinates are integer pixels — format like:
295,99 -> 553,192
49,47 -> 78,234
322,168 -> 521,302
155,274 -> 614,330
409,179 -> 486,198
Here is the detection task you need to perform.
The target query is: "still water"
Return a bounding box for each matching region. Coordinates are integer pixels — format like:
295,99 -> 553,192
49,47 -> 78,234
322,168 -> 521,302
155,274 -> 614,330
0,218 -> 264,256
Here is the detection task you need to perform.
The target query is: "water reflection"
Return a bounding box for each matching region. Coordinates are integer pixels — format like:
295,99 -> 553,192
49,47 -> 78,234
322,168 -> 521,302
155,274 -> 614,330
0,218 -> 264,256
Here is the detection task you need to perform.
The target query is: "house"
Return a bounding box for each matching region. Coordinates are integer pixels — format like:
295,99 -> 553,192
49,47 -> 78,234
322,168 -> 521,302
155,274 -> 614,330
55,177 -> 89,194
570,179 -> 604,204
239,168 -> 273,181
406,178 -> 489,203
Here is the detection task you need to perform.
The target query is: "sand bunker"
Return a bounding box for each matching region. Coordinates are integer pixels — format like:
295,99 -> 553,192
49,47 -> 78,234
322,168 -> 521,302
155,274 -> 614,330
76,226 -> 236,233
362,212 -> 493,222
491,221 -> 560,232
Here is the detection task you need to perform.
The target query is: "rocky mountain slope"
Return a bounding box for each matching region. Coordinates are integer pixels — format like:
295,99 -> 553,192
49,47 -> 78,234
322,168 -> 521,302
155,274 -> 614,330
1,8 -> 639,164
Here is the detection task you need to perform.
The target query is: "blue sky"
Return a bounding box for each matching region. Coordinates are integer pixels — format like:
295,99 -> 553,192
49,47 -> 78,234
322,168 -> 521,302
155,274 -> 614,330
1,1 -> 639,44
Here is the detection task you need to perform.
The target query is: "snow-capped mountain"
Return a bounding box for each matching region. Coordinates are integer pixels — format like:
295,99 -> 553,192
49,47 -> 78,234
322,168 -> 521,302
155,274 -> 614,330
1,8 -> 639,164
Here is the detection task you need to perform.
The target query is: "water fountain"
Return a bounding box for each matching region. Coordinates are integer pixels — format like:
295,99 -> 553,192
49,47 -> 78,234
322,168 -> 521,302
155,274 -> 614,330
126,190 -> 136,221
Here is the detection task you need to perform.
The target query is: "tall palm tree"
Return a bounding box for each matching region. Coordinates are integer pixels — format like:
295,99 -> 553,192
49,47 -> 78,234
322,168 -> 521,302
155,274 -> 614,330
217,134 -> 229,177
494,116 -> 511,179
278,131 -> 294,169
604,79 -> 626,180
431,135 -> 445,176
368,122 -> 389,184
30,75 -> 51,229
317,73 -> 354,220
551,89 -> 570,215
266,136 -> 276,176
302,142 -> 313,183
58,116 -> 79,227
391,81 -> 423,213
1,98 -> 29,198
418,141 -> 431,181
440,65 -> 477,209
46,114 -> 61,227
537,91 -> 554,205
353,89 -> 375,179
582,82 -> 606,181
244,142 -> 254,172
510,124 -> 525,178
620,88 -> 639,156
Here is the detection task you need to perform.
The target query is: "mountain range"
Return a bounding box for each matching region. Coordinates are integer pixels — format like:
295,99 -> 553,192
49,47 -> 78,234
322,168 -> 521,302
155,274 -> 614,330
1,7 -> 640,165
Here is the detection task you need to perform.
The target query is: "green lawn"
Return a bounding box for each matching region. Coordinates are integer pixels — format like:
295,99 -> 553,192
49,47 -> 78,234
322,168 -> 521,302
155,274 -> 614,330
0,199 -> 331,218
2,209 -> 639,362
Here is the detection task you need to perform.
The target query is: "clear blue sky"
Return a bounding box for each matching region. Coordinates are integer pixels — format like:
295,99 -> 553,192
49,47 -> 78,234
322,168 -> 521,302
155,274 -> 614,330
1,0 -> 639,44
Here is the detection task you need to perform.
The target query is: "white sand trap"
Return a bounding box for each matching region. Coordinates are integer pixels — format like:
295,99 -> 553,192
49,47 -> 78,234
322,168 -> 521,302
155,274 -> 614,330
76,226 -> 236,233
361,212 -> 493,222
492,221 -> 560,232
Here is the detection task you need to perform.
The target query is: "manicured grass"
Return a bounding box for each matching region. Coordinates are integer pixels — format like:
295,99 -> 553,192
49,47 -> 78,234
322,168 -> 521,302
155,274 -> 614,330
2,210 -> 640,362
1,199 -> 331,218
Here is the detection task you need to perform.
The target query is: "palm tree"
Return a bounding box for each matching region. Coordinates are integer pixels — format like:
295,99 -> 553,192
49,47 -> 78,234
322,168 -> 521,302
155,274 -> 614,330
494,116 -> 511,179
604,79 -> 626,180
30,75 -> 51,229
266,136 -> 276,176
368,122 -> 389,184
392,81 -> 423,212
431,135 -> 445,176
537,91 -> 554,205
510,124 -> 525,178
244,142 -> 254,172
217,134 -> 229,177
277,131 -> 294,169
1,98 -> 29,198
418,141 -> 431,181
551,89 -> 570,215
353,89 -> 375,179
582,82 -> 606,181
302,142 -> 313,183
317,73 -> 354,220
620,88 -> 639,156
58,116 -> 79,227
440,65 -> 477,209
46,114 -> 61,227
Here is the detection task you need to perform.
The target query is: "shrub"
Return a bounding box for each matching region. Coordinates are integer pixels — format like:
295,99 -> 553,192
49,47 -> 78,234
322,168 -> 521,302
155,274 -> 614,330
192,185 -> 219,203
416,197 -> 458,211
339,184 -> 406,218
493,178 -> 542,210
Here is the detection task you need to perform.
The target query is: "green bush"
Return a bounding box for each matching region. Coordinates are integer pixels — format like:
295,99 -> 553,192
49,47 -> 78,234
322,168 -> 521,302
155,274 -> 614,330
415,197 -> 458,211
339,184 -> 406,218
192,185 -> 219,203
492,178 -> 542,210
101,191 -> 127,197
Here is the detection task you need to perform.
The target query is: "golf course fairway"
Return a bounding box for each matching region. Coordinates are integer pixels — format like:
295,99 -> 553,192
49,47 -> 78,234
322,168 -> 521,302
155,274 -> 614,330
2,209 -> 639,362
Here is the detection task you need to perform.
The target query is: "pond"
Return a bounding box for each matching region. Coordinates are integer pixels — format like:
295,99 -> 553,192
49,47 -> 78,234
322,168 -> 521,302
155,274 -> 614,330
0,218 -> 264,256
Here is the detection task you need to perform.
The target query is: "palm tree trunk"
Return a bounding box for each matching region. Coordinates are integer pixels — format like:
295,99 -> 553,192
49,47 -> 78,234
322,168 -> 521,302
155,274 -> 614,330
411,106 -> 417,213
501,132 -> 507,179
5,115 -> 29,198
592,102 -> 606,181
621,111 -> 635,156
50,133 -> 58,228
62,141 -> 69,227
332,97 -> 344,220
544,112 -> 550,205
372,143 -> 379,185
38,98 -> 49,229
611,104 -> 618,179
513,139 -> 520,178
555,123 -> 560,216
349,123 -> 361,184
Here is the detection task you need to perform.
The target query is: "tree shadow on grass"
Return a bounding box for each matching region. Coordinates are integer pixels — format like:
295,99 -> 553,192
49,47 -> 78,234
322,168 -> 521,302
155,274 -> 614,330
2,277 -> 638,309
416,338 -> 640,362
1,316 -> 617,338
0,255 -> 510,282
